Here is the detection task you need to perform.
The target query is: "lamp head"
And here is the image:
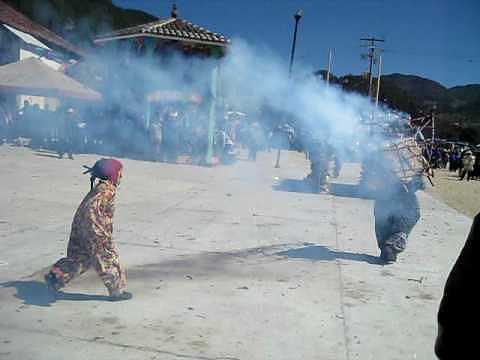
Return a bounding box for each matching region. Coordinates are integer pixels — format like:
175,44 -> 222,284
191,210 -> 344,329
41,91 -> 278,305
294,9 -> 304,21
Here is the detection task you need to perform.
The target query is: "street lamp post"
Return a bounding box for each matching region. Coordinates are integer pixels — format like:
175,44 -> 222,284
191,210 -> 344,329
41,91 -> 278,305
288,9 -> 304,78
275,9 -> 303,168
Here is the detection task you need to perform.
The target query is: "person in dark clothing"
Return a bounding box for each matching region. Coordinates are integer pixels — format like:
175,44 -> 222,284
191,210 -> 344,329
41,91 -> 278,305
435,213 -> 479,359
472,152 -> 480,180
374,180 -> 421,263
14,100 -> 31,139
247,121 -> 263,161
332,147 -> 342,178
305,135 -> 331,193
449,151 -> 460,172
440,149 -> 449,169
29,104 -> 43,149
191,126 -> 208,165
161,110 -> 180,163
371,138 -> 424,263
58,107 -> 76,159
0,100 -> 12,144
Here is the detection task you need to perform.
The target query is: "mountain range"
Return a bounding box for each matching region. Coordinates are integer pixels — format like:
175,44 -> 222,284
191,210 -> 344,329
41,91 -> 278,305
315,71 -> 480,142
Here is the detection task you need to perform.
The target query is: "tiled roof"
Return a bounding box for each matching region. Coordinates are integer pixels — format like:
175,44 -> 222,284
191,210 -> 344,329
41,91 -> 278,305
95,17 -> 229,47
0,0 -> 83,57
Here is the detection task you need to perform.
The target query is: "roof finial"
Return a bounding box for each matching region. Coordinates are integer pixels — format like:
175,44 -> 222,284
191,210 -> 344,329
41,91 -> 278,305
171,3 -> 178,18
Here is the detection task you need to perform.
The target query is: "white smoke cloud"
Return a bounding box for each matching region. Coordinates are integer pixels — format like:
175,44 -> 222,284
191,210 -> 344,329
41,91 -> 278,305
221,38 -> 389,148
14,31 -> 407,160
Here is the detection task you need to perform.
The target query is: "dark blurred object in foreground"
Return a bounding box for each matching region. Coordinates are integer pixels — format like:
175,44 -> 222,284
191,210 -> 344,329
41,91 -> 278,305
435,213 -> 479,359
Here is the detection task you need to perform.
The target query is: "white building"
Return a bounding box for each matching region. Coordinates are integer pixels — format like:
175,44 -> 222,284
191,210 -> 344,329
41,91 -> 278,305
0,0 -> 83,111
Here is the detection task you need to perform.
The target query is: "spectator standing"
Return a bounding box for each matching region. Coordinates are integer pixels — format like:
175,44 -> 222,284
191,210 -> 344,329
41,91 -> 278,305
472,152 -> 480,180
161,110 -> 180,163
247,121 -> 264,161
0,100 -> 12,144
459,150 -> 475,181
58,107 -> 77,159
149,118 -> 163,161
449,150 -> 460,172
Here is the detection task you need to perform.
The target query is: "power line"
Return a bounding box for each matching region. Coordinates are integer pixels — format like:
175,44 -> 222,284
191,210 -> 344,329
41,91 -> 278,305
301,47 -> 479,63
383,48 -> 479,62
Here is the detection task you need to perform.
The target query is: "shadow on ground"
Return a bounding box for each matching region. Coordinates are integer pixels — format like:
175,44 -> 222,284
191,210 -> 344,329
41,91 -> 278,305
329,183 -> 375,200
0,281 -> 112,307
2,242 -> 382,306
125,243 -> 298,281
273,179 -> 314,194
276,244 -> 382,265
273,179 -> 375,200
1,281 -> 55,306
126,242 -> 383,282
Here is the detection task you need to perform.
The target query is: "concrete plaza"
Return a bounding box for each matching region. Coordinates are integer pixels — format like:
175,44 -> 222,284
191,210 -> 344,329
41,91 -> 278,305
0,145 -> 470,360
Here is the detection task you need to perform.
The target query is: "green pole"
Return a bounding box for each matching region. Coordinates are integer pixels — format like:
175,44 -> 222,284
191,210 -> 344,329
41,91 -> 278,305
145,102 -> 151,129
206,65 -> 219,165
144,38 -> 156,130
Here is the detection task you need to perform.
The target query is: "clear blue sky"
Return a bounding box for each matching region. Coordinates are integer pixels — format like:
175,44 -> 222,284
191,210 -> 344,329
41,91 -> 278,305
112,0 -> 480,88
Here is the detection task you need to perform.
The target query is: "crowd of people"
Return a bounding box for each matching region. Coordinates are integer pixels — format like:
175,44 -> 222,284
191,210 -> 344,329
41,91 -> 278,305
424,142 -> 480,181
1,100 -> 89,158
0,100 -> 245,163
1,99 -> 302,167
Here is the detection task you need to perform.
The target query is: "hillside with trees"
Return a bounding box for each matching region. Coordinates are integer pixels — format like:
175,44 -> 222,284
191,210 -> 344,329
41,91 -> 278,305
315,71 -> 480,143
3,0 -> 157,46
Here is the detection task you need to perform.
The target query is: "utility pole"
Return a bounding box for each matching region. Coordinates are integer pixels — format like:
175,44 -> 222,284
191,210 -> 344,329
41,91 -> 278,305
375,55 -> 382,107
432,113 -> 435,142
326,49 -> 333,86
361,37 -> 384,99
431,105 -> 437,142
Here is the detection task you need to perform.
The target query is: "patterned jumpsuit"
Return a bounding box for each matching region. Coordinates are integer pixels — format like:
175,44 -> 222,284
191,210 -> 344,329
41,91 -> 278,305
48,180 -> 126,294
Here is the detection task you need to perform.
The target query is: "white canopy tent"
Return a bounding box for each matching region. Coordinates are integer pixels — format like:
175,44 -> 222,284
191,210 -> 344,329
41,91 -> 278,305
0,57 -> 101,101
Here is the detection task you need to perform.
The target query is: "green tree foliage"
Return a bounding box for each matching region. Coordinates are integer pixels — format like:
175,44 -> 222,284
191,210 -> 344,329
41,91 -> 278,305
316,71 -> 480,143
4,0 -> 157,47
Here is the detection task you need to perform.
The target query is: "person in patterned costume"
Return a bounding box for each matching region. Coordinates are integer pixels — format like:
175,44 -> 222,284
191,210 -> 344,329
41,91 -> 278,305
44,158 -> 132,301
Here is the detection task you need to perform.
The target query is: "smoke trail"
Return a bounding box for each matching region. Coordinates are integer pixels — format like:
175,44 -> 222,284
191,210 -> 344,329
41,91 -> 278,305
221,39 -> 397,151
